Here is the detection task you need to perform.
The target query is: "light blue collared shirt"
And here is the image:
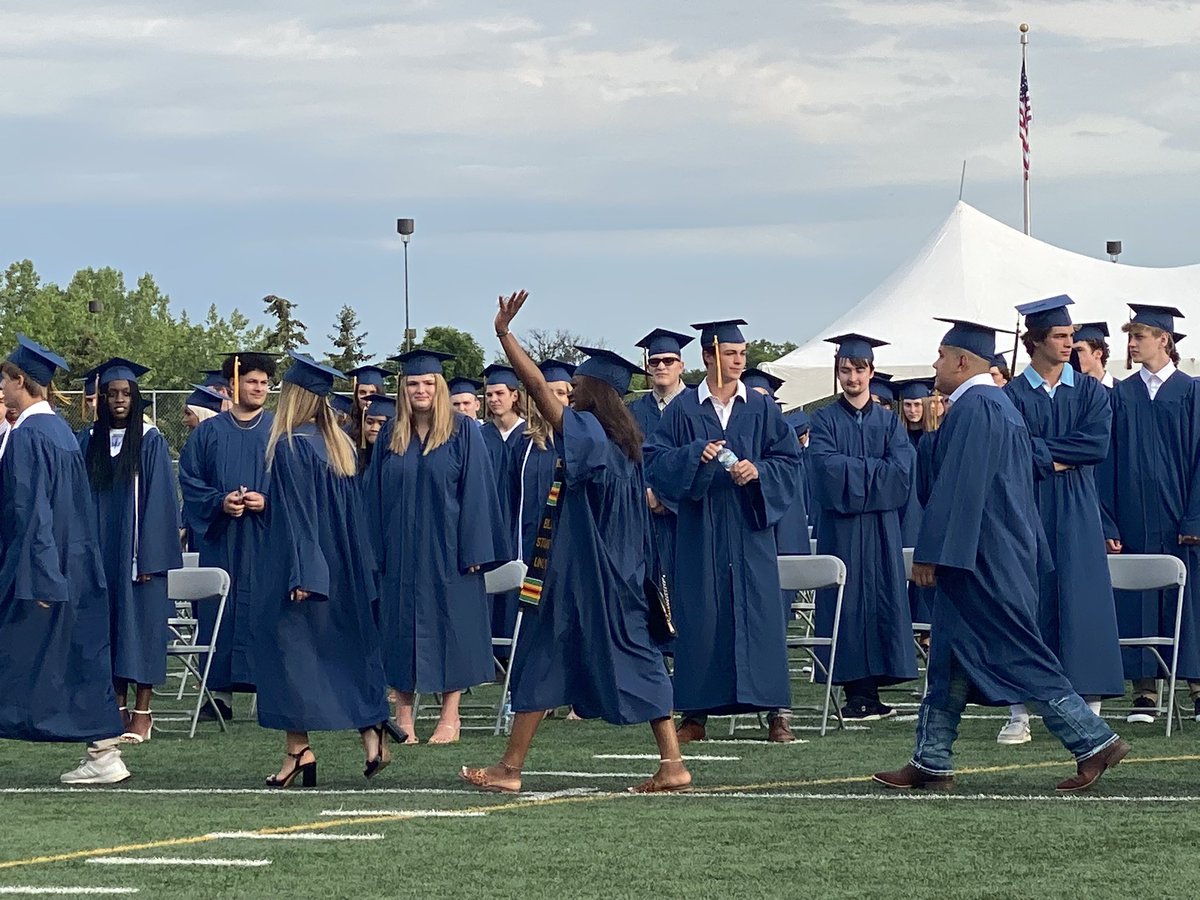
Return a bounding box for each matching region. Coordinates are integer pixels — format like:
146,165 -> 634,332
1022,363 -> 1075,399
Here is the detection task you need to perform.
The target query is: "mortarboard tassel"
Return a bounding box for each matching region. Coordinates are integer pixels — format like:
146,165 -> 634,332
91,374 -> 100,422
232,355 -> 240,406
713,335 -> 722,389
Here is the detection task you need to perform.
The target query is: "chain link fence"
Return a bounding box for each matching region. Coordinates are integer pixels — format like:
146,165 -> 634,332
60,390 -> 279,459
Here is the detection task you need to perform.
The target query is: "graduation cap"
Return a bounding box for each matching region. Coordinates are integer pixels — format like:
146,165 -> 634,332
186,384 -> 227,414
96,357 -> 149,388
480,363 -> 520,390
282,350 -> 343,396
869,374 -> 896,404
988,353 -> 1010,370
365,395 -> 397,419
894,377 -> 935,401
825,333 -> 888,363
538,359 -> 577,384
390,348 -> 455,377
6,334 -> 68,386
447,376 -> 483,396
784,408 -> 812,435
329,392 -> 354,416
742,367 -> 784,397
1016,294 -> 1074,329
1073,322 -> 1110,343
575,346 -> 646,396
1128,303 -> 1186,341
691,319 -> 747,346
636,328 -> 694,359
934,318 -> 1012,362
345,364 -> 392,390
200,369 -> 231,390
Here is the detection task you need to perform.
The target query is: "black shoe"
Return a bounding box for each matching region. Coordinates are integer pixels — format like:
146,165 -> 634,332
198,698 -> 233,722
265,747 -> 317,789
1126,696 -> 1156,725
1194,698 -> 1200,724
841,702 -> 883,721
874,702 -> 897,720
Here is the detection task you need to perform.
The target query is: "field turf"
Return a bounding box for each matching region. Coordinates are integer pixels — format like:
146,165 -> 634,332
3,674 -> 1200,899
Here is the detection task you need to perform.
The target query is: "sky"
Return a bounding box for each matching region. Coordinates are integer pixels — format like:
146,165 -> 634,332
3,1 -> 1200,363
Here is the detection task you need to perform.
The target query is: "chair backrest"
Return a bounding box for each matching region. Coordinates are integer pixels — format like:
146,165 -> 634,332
903,547 -> 915,581
182,552 -> 200,568
168,567 -> 231,603
778,555 -> 846,592
1107,554 -> 1187,592
485,560 -> 528,595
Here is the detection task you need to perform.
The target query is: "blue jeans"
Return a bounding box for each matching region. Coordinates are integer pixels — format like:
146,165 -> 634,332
912,655 -> 1119,775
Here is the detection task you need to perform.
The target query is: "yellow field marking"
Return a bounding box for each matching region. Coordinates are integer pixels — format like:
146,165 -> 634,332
700,753 -> 1200,794
0,791 -> 604,872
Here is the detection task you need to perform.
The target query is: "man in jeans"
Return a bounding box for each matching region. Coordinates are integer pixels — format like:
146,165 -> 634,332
874,319 -> 1129,793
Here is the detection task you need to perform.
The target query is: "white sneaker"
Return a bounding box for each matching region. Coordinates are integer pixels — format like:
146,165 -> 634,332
996,719 -> 1032,745
60,749 -> 131,785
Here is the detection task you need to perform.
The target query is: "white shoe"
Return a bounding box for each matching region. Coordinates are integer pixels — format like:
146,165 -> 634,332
61,749 -> 131,785
996,719 -> 1032,745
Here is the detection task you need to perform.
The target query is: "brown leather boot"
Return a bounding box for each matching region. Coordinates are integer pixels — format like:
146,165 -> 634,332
675,720 -> 707,744
872,763 -> 955,791
767,717 -> 795,743
1056,738 -> 1131,793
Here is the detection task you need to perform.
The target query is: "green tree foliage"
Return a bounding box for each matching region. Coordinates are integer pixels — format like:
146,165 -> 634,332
325,304 -> 368,372
746,338 -> 798,369
0,260 -> 267,389
261,293 -> 308,353
490,329 -> 608,366
408,325 -> 486,381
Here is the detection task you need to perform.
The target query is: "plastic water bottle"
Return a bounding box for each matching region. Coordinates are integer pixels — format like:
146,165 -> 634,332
716,447 -> 740,471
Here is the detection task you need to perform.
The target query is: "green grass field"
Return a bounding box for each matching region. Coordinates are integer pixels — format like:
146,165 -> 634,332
3,672 -> 1200,899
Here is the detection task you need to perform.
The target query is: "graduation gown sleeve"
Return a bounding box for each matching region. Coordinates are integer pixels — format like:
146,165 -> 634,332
1026,379 -> 1111,481
455,419 -> 510,573
9,446 -> 70,605
642,403 -> 721,503
135,431 -> 184,577
178,426 -> 228,542
740,400 -> 803,531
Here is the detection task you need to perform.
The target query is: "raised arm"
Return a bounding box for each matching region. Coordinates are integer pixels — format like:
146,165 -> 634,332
494,290 -> 563,433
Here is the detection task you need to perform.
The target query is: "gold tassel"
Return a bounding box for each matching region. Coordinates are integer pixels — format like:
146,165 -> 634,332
714,335 -> 722,388
232,355 -> 240,406
359,406 -> 367,450
91,374 -> 99,421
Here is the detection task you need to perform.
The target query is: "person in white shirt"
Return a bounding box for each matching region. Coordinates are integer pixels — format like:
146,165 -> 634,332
1100,304 -> 1200,724
1072,322 -> 1116,389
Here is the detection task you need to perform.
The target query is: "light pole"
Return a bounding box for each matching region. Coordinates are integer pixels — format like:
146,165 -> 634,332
397,218 -> 415,351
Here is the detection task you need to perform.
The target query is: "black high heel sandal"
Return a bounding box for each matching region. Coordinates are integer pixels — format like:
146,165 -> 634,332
361,724 -> 388,779
265,747 -> 317,788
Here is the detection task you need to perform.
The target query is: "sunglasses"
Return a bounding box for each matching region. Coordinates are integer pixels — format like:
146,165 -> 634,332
647,357 -> 681,368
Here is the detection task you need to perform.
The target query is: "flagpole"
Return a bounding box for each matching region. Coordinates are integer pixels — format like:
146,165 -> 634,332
1020,23 -> 1030,236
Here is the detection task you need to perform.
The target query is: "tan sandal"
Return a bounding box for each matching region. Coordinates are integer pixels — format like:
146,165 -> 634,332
459,763 -> 521,794
428,720 -> 460,745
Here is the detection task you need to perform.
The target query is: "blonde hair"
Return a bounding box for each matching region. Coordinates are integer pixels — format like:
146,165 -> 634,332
1121,321 -> 1178,368
920,395 -> 943,433
390,373 -> 455,456
267,381 -> 358,478
524,395 -> 554,451
187,405 -> 218,425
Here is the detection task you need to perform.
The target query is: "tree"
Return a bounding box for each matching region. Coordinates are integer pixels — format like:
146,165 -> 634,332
746,338 -> 798,369
261,293 -> 308,353
490,329 -> 608,366
326,305 -> 368,372
404,325 -> 485,382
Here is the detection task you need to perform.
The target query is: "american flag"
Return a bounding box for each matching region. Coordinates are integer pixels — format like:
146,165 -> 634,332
1019,59 -> 1032,181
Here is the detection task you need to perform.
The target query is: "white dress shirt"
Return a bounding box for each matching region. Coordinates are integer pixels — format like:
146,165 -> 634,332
0,400 -> 54,460
1139,361 -> 1176,401
946,372 -> 996,407
697,378 -> 747,430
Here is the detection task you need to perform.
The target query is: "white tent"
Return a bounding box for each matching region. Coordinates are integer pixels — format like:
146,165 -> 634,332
765,201 -> 1200,407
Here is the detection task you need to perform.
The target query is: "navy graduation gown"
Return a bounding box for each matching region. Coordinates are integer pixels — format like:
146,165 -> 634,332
255,427 -> 388,731
178,410 -> 274,691
906,435 -> 937,625
481,419 -> 525,650
644,389 -> 801,714
808,399 -> 917,686
0,411 -> 123,742
1100,370 -> 1200,679
1005,371 -> 1124,697
915,385 -> 1075,706
366,414 -> 508,693
79,425 -> 183,685
510,409 -> 673,724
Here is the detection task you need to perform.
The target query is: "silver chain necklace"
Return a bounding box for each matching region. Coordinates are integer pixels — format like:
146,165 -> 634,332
231,409 -> 264,431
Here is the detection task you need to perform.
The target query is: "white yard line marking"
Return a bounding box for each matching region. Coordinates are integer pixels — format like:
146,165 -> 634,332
0,788 -> 485,797
318,810 -> 487,818
593,754 -> 742,761
692,739 -> 811,745
86,858 -> 269,867
207,832 -> 385,840
0,890 -> 139,896
666,792 -> 1200,803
